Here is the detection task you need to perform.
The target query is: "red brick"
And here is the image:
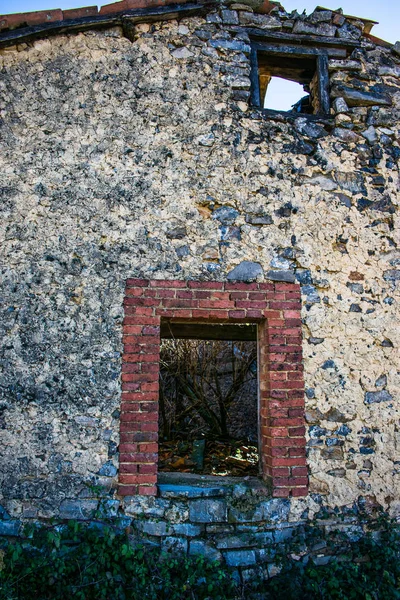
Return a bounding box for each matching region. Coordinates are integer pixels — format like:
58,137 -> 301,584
156,289 -> 177,298
122,363 -> 141,373
122,382 -> 152,391
123,315 -> 154,325
122,392 -> 158,401
269,334 -> 286,344
191,310 -> 229,320
139,485 -> 157,495
271,417 -> 304,427
121,402 -> 140,412
283,310 -> 301,319
119,443 -> 138,453
236,300 -> 267,309
138,443 -> 158,453
125,287 -> 145,297
162,299 -> 199,308
140,364 -> 159,374
129,432 -> 158,442
141,423 -> 158,432
270,437 -> 305,448
141,381 -> 159,391
269,353 -> 288,362
126,279 -> 149,287
188,281 -> 224,289
120,474 -> 157,484
166,309 -> 193,318
224,282 -> 259,290
258,283 -> 275,290
142,326 -> 160,336
121,375 -> 141,384
121,412 -> 157,422
271,457 -> 307,467
289,426 -> 306,437
0,9 -> 63,30
123,325 -> 144,335
197,300 -> 232,309
269,408 -> 289,418
272,488 -> 290,497
269,426 -> 289,437
289,447 -> 306,457
149,279 -> 186,288
246,310 -> 263,319
267,319 -> 285,328
273,467 -> 290,477
263,310 -> 282,319
285,319 -> 302,328
124,297 -> 159,307
121,373 -> 158,383
228,310 -> 246,319
274,283 -> 298,291
125,353 -> 160,363
118,485 -> 138,495
125,306 -> 156,317
291,466 -> 308,476
287,390 -> 304,399
289,476 -> 308,486
176,290 -> 194,299
273,381 -> 304,390
139,402 -> 158,412
139,463 -> 158,474
119,422 -> 140,432
120,463 -> 141,474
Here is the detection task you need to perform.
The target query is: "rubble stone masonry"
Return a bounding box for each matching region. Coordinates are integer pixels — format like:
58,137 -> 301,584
0,0 -> 399,571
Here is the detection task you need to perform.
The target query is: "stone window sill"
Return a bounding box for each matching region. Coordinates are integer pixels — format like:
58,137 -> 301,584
157,472 -> 271,499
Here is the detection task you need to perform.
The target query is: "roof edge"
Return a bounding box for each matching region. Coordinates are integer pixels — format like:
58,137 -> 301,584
0,0 -> 216,48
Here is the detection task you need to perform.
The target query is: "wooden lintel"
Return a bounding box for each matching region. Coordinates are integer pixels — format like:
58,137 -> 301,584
161,322 -> 257,341
242,27 -> 358,51
252,41 -> 347,59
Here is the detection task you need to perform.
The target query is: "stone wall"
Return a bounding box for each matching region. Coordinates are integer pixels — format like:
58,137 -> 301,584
0,0 -> 400,557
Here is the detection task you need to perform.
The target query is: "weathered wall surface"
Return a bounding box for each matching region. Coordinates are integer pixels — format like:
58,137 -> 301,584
0,2 -> 400,540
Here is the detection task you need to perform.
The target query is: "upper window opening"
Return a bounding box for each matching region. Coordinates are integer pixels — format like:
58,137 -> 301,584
250,43 -> 330,117
259,53 -> 317,114
263,76 -> 311,113
158,322 -> 259,478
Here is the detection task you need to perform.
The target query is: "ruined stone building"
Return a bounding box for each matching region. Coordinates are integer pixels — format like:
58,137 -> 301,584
0,0 -> 399,574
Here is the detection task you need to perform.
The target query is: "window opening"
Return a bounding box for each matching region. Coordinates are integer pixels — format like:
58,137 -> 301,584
250,43 -> 330,116
263,76 -> 311,112
158,323 -> 259,477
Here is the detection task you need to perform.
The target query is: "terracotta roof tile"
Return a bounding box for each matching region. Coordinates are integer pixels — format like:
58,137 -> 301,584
0,8 -> 63,31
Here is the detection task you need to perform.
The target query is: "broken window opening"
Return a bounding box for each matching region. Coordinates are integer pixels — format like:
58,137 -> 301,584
158,323 -> 259,478
263,76 -> 312,113
250,44 -> 330,116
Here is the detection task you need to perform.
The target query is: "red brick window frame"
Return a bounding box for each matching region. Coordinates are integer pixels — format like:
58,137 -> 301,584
120,279 -> 308,498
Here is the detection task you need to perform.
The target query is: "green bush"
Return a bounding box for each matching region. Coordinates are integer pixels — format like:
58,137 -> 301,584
1,517 -> 400,600
265,517 -> 400,600
0,521 -> 234,600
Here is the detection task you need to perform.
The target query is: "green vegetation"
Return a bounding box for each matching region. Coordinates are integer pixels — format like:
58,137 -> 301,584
0,517 -> 399,599
267,519 -> 400,600
0,521 -> 233,600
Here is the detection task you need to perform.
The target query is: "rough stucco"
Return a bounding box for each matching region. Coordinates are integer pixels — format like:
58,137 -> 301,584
0,4 -> 399,529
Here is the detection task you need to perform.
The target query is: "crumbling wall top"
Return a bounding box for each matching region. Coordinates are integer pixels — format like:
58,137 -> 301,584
0,1 -> 391,50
